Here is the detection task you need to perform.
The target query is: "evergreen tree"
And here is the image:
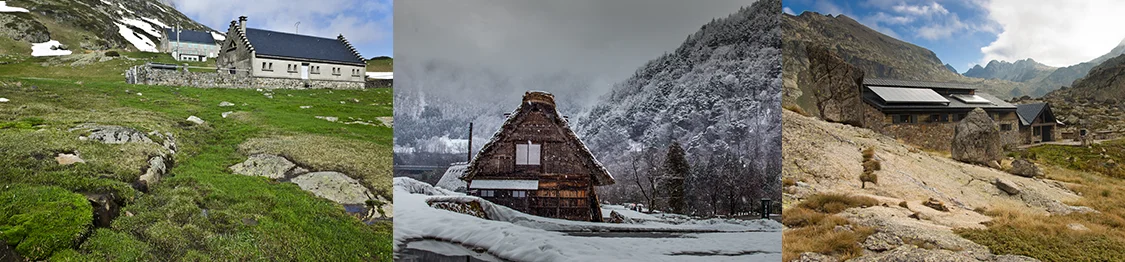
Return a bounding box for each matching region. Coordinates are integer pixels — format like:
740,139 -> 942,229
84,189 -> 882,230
661,142 -> 689,213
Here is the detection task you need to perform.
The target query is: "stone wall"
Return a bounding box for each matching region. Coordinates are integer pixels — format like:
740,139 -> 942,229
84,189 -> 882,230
127,65 -> 365,89
366,79 -> 392,89
862,103 -> 1020,151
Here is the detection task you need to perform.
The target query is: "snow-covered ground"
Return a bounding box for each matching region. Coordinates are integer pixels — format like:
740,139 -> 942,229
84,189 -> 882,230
366,72 -> 393,79
0,1 -> 28,12
395,177 -> 781,261
116,23 -> 158,52
31,41 -> 72,57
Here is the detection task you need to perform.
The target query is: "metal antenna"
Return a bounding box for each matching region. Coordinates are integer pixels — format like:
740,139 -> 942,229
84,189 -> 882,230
295,22 -> 300,34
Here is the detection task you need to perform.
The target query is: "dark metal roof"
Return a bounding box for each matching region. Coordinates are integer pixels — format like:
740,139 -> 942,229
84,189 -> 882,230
164,28 -> 216,44
243,28 -> 365,66
1016,103 -> 1050,126
864,91 -> 1015,112
868,86 -> 949,104
863,78 -> 977,90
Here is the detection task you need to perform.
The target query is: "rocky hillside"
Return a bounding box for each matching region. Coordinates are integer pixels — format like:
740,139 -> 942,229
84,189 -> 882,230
576,0 -> 781,176
782,109 -> 1094,261
0,0 -> 211,56
782,11 -> 1022,115
963,59 -> 1056,83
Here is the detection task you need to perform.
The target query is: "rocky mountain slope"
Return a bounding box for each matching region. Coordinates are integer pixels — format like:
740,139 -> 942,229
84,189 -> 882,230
782,12 -> 1021,115
0,0 -> 211,56
782,109 -> 1091,261
1011,53 -> 1125,131
963,59 -> 1056,83
576,0 -> 781,177
966,41 -> 1125,98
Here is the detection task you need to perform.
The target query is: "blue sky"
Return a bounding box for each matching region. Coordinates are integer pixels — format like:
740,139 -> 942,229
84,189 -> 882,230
169,0 -> 392,58
783,0 -> 1125,72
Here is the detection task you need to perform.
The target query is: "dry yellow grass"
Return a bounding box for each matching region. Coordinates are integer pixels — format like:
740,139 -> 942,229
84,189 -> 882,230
956,166 -> 1125,261
782,194 -> 878,261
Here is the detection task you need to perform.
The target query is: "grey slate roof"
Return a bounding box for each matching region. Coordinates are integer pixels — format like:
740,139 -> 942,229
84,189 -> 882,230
1016,103 -> 1049,126
164,28 -> 216,44
243,28 -> 365,66
864,78 -> 977,90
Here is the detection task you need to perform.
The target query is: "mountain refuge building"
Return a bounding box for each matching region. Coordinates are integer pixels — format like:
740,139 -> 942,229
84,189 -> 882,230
216,16 -> 366,89
160,28 -> 219,62
859,78 -> 1021,150
462,91 -> 615,222
1015,103 -> 1061,144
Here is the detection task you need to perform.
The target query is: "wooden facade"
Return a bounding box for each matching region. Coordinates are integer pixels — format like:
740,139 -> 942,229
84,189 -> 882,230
462,91 -> 615,222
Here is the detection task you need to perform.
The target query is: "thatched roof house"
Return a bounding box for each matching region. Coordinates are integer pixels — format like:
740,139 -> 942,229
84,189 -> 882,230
462,91 -> 615,222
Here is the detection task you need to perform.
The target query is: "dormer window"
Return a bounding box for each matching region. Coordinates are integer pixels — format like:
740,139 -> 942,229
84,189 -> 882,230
515,142 -> 541,165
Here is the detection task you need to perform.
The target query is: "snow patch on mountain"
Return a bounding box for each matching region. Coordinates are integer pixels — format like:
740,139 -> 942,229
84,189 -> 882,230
120,17 -> 162,36
116,23 -> 158,52
141,17 -> 169,29
31,40 -> 71,57
0,1 -> 28,12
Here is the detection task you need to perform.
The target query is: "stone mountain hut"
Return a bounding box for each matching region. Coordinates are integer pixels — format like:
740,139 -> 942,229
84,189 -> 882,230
160,28 -> 219,62
461,91 -> 615,222
216,16 -> 366,89
859,78 -> 1020,150
1015,102 -> 1061,144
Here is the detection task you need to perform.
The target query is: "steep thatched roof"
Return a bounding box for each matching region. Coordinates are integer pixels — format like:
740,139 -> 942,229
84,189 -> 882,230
463,91 -> 615,186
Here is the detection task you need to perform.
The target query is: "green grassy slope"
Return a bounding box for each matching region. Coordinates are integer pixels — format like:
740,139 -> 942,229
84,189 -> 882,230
0,53 -> 392,261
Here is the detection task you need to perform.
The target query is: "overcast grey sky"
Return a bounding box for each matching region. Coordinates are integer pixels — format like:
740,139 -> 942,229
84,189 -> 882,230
395,0 -> 763,103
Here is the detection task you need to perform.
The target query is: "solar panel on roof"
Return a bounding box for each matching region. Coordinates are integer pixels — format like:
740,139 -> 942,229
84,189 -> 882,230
951,94 -> 992,104
868,86 -> 949,104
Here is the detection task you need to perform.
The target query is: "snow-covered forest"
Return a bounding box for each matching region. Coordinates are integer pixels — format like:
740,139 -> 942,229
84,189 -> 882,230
576,0 -> 782,217
394,0 -> 782,217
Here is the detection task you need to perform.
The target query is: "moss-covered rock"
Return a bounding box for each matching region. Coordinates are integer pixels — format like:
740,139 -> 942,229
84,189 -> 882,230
0,185 -> 92,259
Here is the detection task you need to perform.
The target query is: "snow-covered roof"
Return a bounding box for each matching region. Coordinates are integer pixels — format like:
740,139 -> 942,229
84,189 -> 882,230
468,179 -> 539,190
435,162 -> 469,192
463,91 -> 615,186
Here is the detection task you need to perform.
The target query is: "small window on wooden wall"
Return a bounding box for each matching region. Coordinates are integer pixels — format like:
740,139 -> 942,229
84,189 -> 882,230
515,143 -> 541,165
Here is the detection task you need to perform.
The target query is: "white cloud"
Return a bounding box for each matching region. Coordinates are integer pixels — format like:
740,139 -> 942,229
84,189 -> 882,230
915,13 -> 967,40
167,0 -> 391,55
783,6 -> 795,15
891,2 -> 948,16
979,0 -> 1125,67
870,12 -> 912,24
815,0 -> 846,16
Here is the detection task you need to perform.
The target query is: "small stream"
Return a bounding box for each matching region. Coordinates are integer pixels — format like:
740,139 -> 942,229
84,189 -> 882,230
397,240 -> 506,262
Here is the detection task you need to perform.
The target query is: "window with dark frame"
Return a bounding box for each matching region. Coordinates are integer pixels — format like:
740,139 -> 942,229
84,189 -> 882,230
1000,124 -> 1012,131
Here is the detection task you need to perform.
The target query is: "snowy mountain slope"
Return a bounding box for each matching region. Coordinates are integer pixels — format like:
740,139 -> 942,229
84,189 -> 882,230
0,0 -> 212,56
576,0 -> 782,178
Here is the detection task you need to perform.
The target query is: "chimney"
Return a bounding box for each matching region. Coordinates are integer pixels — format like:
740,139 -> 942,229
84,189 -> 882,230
522,91 -> 556,107
238,16 -> 247,32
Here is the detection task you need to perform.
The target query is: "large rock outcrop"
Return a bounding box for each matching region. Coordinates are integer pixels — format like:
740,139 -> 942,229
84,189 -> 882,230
806,45 -> 865,125
1009,159 -> 1043,178
952,108 -> 1002,165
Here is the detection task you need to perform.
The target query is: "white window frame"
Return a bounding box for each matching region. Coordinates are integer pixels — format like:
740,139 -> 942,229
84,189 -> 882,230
515,142 -> 541,166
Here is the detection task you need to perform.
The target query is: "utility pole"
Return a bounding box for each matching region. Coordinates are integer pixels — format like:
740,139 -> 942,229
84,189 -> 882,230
467,122 -> 474,163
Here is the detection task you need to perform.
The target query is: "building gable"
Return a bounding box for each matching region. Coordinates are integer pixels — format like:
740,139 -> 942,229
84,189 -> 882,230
465,91 -> 614,186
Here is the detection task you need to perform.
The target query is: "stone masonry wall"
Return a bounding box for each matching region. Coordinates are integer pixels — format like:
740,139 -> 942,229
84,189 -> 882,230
128,65 -> 365,90
861,103 -> 1020,151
